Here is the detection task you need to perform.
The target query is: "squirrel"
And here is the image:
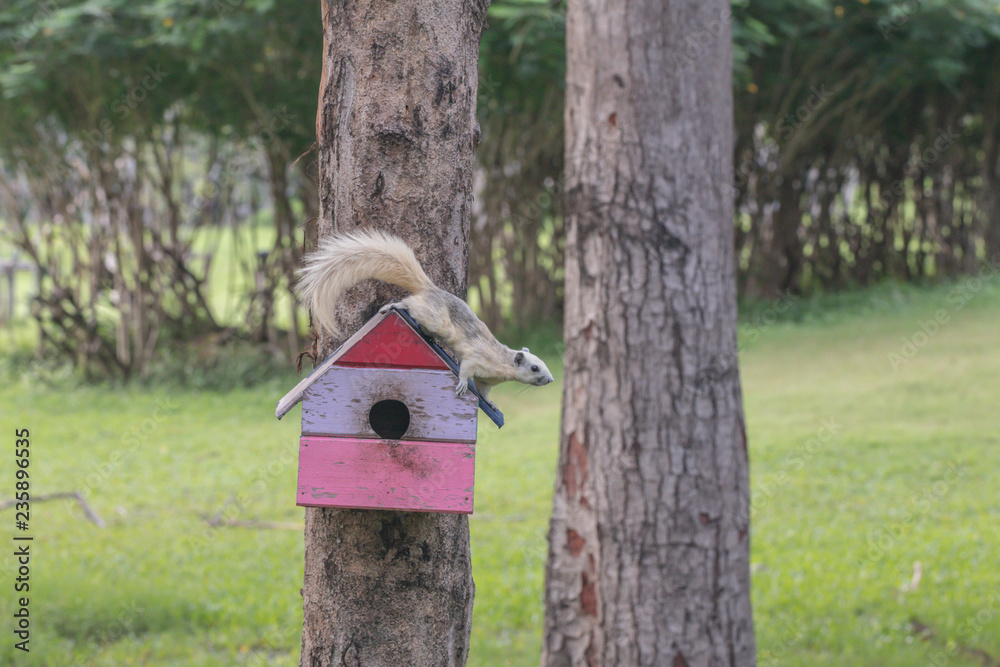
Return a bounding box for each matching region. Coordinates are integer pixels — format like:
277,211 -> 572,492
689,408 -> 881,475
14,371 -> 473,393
295,230 -> 554,401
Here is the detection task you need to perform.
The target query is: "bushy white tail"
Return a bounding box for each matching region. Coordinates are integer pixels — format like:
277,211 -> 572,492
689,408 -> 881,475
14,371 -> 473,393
295,230 -> 434,336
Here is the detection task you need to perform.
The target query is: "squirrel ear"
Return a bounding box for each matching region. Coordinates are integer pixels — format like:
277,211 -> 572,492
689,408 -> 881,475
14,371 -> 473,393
521,346 -> 530,353
514,351 -> 525,365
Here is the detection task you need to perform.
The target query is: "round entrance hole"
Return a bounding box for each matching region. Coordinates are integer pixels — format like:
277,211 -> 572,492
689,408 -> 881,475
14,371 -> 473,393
369,399 -> 410,440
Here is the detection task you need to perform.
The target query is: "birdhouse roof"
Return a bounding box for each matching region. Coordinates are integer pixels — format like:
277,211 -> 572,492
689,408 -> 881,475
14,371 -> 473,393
275,306 -> 504,427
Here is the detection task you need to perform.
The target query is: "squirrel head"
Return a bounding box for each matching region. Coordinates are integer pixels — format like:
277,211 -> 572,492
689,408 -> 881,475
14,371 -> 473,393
512,347 -> 554,387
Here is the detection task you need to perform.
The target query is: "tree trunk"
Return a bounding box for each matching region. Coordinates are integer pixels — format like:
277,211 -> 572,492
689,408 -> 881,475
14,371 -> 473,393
301,1 -> 489,665
773,176 -> 804,293
543,0 -> 756,665
982,55 -> 1000,265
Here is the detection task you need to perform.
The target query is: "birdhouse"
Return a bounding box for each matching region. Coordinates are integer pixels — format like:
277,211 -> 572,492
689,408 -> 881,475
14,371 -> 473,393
275,306 -> 503,514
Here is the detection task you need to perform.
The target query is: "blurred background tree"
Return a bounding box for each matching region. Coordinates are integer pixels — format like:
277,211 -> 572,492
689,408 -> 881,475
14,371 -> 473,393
730,0 -> 1000,296
1,0 -> 998,379
0,0 -> 320,378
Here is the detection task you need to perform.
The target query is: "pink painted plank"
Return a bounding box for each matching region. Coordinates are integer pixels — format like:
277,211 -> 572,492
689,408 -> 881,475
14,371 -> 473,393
335,311 -> 449,370
301,366 -> 478,443
297,436 -> 475,514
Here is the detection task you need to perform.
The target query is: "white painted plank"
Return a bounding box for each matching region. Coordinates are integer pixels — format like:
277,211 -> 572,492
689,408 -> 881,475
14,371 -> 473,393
301,367 -> 478,442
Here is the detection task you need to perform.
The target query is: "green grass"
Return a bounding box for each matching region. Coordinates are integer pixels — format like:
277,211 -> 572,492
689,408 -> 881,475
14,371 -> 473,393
2,275 -> 1000,666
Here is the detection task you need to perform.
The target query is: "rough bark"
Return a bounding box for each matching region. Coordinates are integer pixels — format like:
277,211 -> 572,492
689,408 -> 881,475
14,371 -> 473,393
301,1 -> 489,665
542,1 -> 756,666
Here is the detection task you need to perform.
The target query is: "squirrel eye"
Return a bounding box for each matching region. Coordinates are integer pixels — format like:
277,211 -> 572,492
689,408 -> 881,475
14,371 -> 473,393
531,365 -> 539,373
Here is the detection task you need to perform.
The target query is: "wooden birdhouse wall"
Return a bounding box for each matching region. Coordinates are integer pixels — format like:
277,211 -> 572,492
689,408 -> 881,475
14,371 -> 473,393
291,310 -> 481,514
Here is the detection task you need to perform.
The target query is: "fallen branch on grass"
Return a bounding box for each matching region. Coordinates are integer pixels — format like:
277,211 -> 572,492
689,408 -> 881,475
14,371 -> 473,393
0,491 -> 105,527
909,616 -> 999,666
204,517 -> 302,531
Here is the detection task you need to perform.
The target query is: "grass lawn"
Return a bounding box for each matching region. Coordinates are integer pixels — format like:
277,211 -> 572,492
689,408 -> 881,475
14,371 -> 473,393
1,276 -> 999,666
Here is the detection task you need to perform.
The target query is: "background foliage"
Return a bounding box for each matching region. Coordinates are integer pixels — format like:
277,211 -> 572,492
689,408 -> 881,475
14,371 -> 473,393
1,0 -> 998,375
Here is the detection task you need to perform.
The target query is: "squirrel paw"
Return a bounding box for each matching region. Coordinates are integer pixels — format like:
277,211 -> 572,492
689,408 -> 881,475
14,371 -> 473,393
455,378 -> 469,397
378,302 -> 397,315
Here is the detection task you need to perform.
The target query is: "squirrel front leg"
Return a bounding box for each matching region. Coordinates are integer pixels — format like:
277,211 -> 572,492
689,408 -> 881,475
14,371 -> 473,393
455,362 -> 472,397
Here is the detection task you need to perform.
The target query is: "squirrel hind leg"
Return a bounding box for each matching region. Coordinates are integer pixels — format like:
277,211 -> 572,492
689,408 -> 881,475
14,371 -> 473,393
380,295 -> 421,314
476,382 -> 492,401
